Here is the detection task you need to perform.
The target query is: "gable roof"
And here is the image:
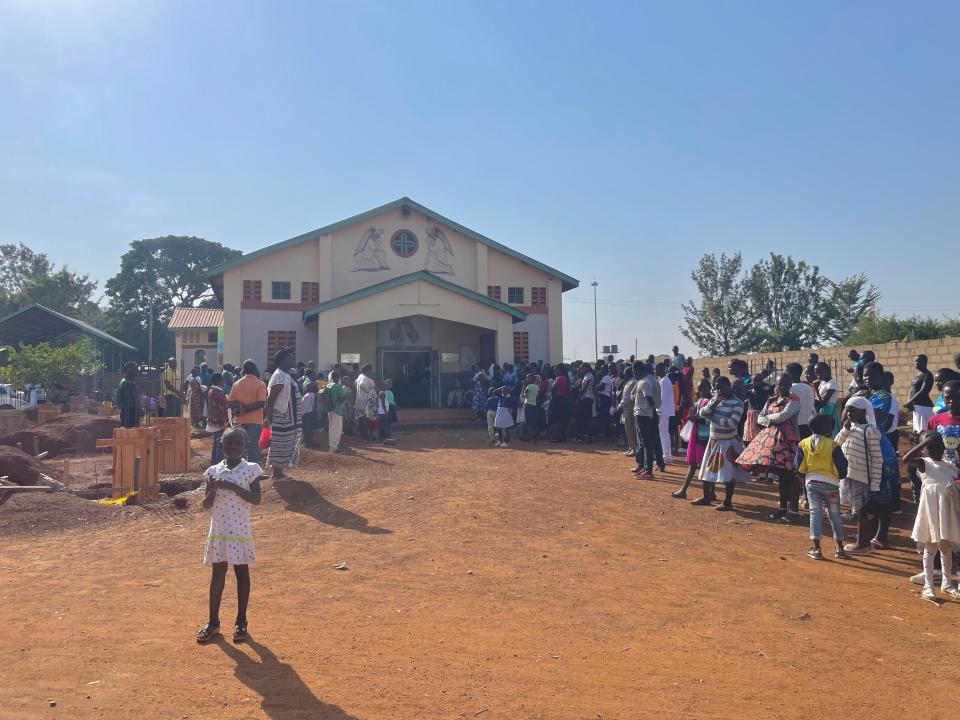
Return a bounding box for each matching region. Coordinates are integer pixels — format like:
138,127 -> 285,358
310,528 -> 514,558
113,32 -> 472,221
206,197 -> 579,292
0,304 -> 136,351
302,270 -> 528,322
167,307 -> 224,330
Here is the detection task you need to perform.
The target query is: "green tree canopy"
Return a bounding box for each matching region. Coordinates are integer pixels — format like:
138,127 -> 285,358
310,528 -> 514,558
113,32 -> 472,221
680,252 -> 756,356
104,236 -> 241,361
0,243 -> 98,318
746,254 -> 828,351
0,339 -> 103,392
824,274 -> 881,345
845,312 -> 960,345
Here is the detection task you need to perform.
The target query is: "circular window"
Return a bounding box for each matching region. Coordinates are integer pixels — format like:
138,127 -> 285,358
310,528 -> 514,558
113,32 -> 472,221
390,229 -> 419,258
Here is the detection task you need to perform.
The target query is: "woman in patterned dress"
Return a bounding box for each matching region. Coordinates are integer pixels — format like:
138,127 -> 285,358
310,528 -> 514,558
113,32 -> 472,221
196,427 -> 264,644
263,348 -> 302,479
737,373 -> 802,522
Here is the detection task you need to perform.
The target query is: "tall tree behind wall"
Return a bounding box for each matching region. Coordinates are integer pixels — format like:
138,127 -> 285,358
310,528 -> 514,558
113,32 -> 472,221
747,253 -> 829,351
104,236 -> 241,362
680,252 -> 756,356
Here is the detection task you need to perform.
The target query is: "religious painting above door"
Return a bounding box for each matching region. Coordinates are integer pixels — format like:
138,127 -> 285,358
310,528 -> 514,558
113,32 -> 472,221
352,228 -> 390,271
424,227 -> 455,275
376,315 -> 433,347
390,229 -> 419,258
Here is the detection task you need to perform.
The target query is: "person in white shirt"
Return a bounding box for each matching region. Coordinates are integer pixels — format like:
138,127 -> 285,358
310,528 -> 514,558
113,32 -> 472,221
670,346 -> 686,372
656,363 -> 674,465
786,362 -> 816,439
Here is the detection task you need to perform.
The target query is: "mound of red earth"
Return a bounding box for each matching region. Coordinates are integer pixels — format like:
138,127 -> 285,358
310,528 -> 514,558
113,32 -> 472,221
0,445 -> 58,485
1,413 -> 118,456
0,491 -> 139,537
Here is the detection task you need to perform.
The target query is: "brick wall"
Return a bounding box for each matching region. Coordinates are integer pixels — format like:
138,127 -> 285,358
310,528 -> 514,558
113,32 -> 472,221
694,337 -> 960,404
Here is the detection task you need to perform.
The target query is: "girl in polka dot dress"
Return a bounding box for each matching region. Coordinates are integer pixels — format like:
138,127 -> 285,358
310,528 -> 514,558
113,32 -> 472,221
196,426 -> 264,644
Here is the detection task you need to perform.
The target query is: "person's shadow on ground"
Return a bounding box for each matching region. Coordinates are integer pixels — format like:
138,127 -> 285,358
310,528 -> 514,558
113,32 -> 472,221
217,637 -> 362,720
273,480 -> 391,535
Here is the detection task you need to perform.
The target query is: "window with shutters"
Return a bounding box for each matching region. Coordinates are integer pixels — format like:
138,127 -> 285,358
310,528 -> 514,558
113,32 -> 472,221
271,281 -> 291,300
266,331 -> 297,371
513,331 -> 529,363
301,282 -> 320,304
507,287 -> 524,304
487,285 -> 501,301
242,280 -> 262,301
531,287 -> 547,306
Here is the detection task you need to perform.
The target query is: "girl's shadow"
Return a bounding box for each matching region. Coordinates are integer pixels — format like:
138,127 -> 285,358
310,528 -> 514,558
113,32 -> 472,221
217,637 -> 362,720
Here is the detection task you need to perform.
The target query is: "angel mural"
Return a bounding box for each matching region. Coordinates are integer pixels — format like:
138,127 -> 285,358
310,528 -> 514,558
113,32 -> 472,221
352,228 -> 389,271
424,227 -> 454,275
388,317 -> 421,345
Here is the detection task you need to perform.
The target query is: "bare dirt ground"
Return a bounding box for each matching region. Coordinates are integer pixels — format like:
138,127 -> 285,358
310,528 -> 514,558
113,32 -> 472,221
2,427 -> 958,720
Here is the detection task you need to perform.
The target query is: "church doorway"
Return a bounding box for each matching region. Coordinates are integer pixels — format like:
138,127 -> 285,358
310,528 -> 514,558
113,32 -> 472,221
380,350 -> 433,408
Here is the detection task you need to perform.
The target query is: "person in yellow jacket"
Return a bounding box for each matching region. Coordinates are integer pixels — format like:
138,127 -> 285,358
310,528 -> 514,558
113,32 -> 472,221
796,414 -> 850,560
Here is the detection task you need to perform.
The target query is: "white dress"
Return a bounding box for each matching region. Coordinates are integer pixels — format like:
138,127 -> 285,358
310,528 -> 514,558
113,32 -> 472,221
203,459 -> 263,565
912,458 -> 960,545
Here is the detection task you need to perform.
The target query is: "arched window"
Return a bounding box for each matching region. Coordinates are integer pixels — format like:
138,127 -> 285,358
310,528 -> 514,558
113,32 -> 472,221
193,349 -> 206,366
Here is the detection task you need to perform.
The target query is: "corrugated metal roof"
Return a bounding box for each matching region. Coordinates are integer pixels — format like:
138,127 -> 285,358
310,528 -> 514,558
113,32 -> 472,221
0,304 -> 137,351
167,307 -> 224,330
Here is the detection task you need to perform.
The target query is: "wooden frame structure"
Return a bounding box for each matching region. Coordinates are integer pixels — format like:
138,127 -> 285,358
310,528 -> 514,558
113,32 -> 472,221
95,427 -> 160,498
148,417 -> 192,473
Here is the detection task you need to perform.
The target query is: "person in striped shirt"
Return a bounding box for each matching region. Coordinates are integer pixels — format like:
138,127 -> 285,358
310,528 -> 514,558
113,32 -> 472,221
835,396 -> 885,555
691,377 -> 746,511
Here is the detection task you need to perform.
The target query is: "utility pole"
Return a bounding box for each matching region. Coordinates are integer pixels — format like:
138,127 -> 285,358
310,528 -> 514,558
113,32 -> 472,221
591,281 -> 599,362
147,302 -> 154,365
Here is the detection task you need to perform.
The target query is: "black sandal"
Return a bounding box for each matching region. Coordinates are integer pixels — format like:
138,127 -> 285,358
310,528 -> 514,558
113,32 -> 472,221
196,622 -> 221,644
233,622 -> 248,642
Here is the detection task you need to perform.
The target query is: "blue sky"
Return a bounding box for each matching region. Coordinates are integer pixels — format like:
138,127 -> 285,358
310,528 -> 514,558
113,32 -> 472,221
1,1 -> 957,360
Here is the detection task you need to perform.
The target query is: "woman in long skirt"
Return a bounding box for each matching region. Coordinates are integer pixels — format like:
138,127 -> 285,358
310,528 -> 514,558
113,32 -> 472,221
263,348 -> 303,480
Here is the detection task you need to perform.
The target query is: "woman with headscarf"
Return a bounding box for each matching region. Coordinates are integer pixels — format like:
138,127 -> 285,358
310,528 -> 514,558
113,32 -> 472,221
354,364 -> 378,440
263,348 -> 302,479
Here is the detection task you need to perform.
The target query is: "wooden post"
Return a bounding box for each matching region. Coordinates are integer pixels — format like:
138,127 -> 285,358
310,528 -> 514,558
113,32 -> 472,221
32,434 -> 40,457
133,456 -> 141,493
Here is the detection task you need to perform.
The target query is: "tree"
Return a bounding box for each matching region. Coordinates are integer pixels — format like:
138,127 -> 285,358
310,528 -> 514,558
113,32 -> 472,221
680,252 -> 757,356
0,339 -> 103,392
823,274 -> 881,344
0,243 -> 98,318
104,236 -> 241,360
845,312 -> 960,345
746,253 -> 829,351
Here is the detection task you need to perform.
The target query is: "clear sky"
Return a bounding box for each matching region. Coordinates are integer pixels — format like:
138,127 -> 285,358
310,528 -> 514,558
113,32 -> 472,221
1,1 -> 957,361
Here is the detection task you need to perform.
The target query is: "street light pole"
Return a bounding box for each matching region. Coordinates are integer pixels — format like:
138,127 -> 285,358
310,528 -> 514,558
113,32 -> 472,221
591,281 -> 599,362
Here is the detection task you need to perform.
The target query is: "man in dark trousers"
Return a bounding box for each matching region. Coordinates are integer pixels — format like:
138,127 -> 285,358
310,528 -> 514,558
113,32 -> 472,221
116,362 -> 141,428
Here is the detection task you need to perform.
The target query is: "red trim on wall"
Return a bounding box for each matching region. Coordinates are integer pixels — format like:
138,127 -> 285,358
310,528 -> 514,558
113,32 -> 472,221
181,344 -> 219,350
241,300 -> 313,311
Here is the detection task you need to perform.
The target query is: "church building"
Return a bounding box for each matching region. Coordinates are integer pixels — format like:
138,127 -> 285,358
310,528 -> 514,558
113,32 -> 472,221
207,197 -> 578,407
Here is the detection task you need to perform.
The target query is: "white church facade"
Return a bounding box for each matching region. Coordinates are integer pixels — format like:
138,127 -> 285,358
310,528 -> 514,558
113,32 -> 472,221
207,197 -> 578,407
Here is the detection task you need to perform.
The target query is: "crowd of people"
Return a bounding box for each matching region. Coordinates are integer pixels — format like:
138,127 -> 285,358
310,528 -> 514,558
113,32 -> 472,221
468,345 -> 960,602
190,343 -> 960,641
117,350 -> 399,482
